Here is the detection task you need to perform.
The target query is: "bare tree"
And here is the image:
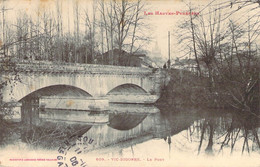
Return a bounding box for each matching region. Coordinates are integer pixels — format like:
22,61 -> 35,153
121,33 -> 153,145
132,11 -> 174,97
98,0 -> 151,65
176,2 -> 259,112
73,0 -> 80,63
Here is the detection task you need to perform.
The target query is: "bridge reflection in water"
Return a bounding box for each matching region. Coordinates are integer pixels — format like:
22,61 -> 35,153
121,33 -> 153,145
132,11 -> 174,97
18,102 -> 260,158
36,103 -> 161,149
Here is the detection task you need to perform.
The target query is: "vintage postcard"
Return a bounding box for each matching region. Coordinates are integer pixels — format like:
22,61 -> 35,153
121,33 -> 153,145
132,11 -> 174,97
0,0 -> 259,167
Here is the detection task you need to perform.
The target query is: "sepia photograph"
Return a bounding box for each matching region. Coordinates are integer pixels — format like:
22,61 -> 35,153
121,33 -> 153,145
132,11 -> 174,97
0,0 -> 259,166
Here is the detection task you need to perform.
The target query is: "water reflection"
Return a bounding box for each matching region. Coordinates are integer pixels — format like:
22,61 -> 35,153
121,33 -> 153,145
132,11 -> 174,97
21,122 -> 92,149
1,103 -> 260,158
158,109 -> 260,156
108,113 -> 148,130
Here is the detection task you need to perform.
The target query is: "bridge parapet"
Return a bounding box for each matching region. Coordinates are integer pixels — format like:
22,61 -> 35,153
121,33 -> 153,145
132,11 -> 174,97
1,60 -> 154,76
1,60 -> 168,104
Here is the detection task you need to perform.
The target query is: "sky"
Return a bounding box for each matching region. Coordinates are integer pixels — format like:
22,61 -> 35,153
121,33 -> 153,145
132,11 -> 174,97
144,0 -> 200,60
1,0 -> 211,60
1,0 -> 259,61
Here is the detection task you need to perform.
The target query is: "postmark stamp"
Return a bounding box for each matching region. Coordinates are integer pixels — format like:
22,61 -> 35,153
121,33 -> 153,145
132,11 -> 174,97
57,135 -> 95,167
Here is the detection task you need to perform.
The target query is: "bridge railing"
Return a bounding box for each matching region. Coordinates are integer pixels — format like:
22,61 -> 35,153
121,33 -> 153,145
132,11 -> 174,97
1,60 -> 156,75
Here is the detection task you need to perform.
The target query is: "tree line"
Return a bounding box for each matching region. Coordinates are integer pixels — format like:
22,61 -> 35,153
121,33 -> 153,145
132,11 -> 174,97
0,0 -> 150,65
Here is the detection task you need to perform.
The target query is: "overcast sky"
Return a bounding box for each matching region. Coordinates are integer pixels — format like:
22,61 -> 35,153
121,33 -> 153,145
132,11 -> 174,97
2,0 -> 259,61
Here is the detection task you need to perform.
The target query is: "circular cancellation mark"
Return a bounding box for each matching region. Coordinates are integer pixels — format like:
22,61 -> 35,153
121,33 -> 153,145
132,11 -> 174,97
57,135 -> 94,167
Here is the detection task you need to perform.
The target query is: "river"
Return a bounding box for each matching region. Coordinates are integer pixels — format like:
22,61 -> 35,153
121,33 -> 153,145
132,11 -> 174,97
0,103 -> 259,167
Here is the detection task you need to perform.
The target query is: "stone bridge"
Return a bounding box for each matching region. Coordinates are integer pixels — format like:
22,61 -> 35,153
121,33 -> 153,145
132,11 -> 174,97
1,61 -> 168,107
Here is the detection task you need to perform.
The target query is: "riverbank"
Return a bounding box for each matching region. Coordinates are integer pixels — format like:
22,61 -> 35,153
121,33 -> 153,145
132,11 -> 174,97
156,69 -> 251,110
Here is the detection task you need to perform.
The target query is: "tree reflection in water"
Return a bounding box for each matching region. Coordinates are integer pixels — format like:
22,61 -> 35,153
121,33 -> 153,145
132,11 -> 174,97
21,122 -> 92,149
161,109 -> 260,156
1,106 -> 259,159
218,113 -> 260,155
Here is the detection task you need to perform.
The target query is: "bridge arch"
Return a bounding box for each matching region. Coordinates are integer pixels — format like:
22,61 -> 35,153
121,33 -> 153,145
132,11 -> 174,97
2,65 -> 161,103
18,85 -> 92,102
107,83 -> 149,95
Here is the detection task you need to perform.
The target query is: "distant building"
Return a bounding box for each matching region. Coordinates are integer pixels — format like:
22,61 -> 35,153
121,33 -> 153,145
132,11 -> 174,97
152,41 -> 162,58
172,57 -> 211,76
97,48 -> 158,68
148,41 -> 166,67
172,57 -> 198,72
